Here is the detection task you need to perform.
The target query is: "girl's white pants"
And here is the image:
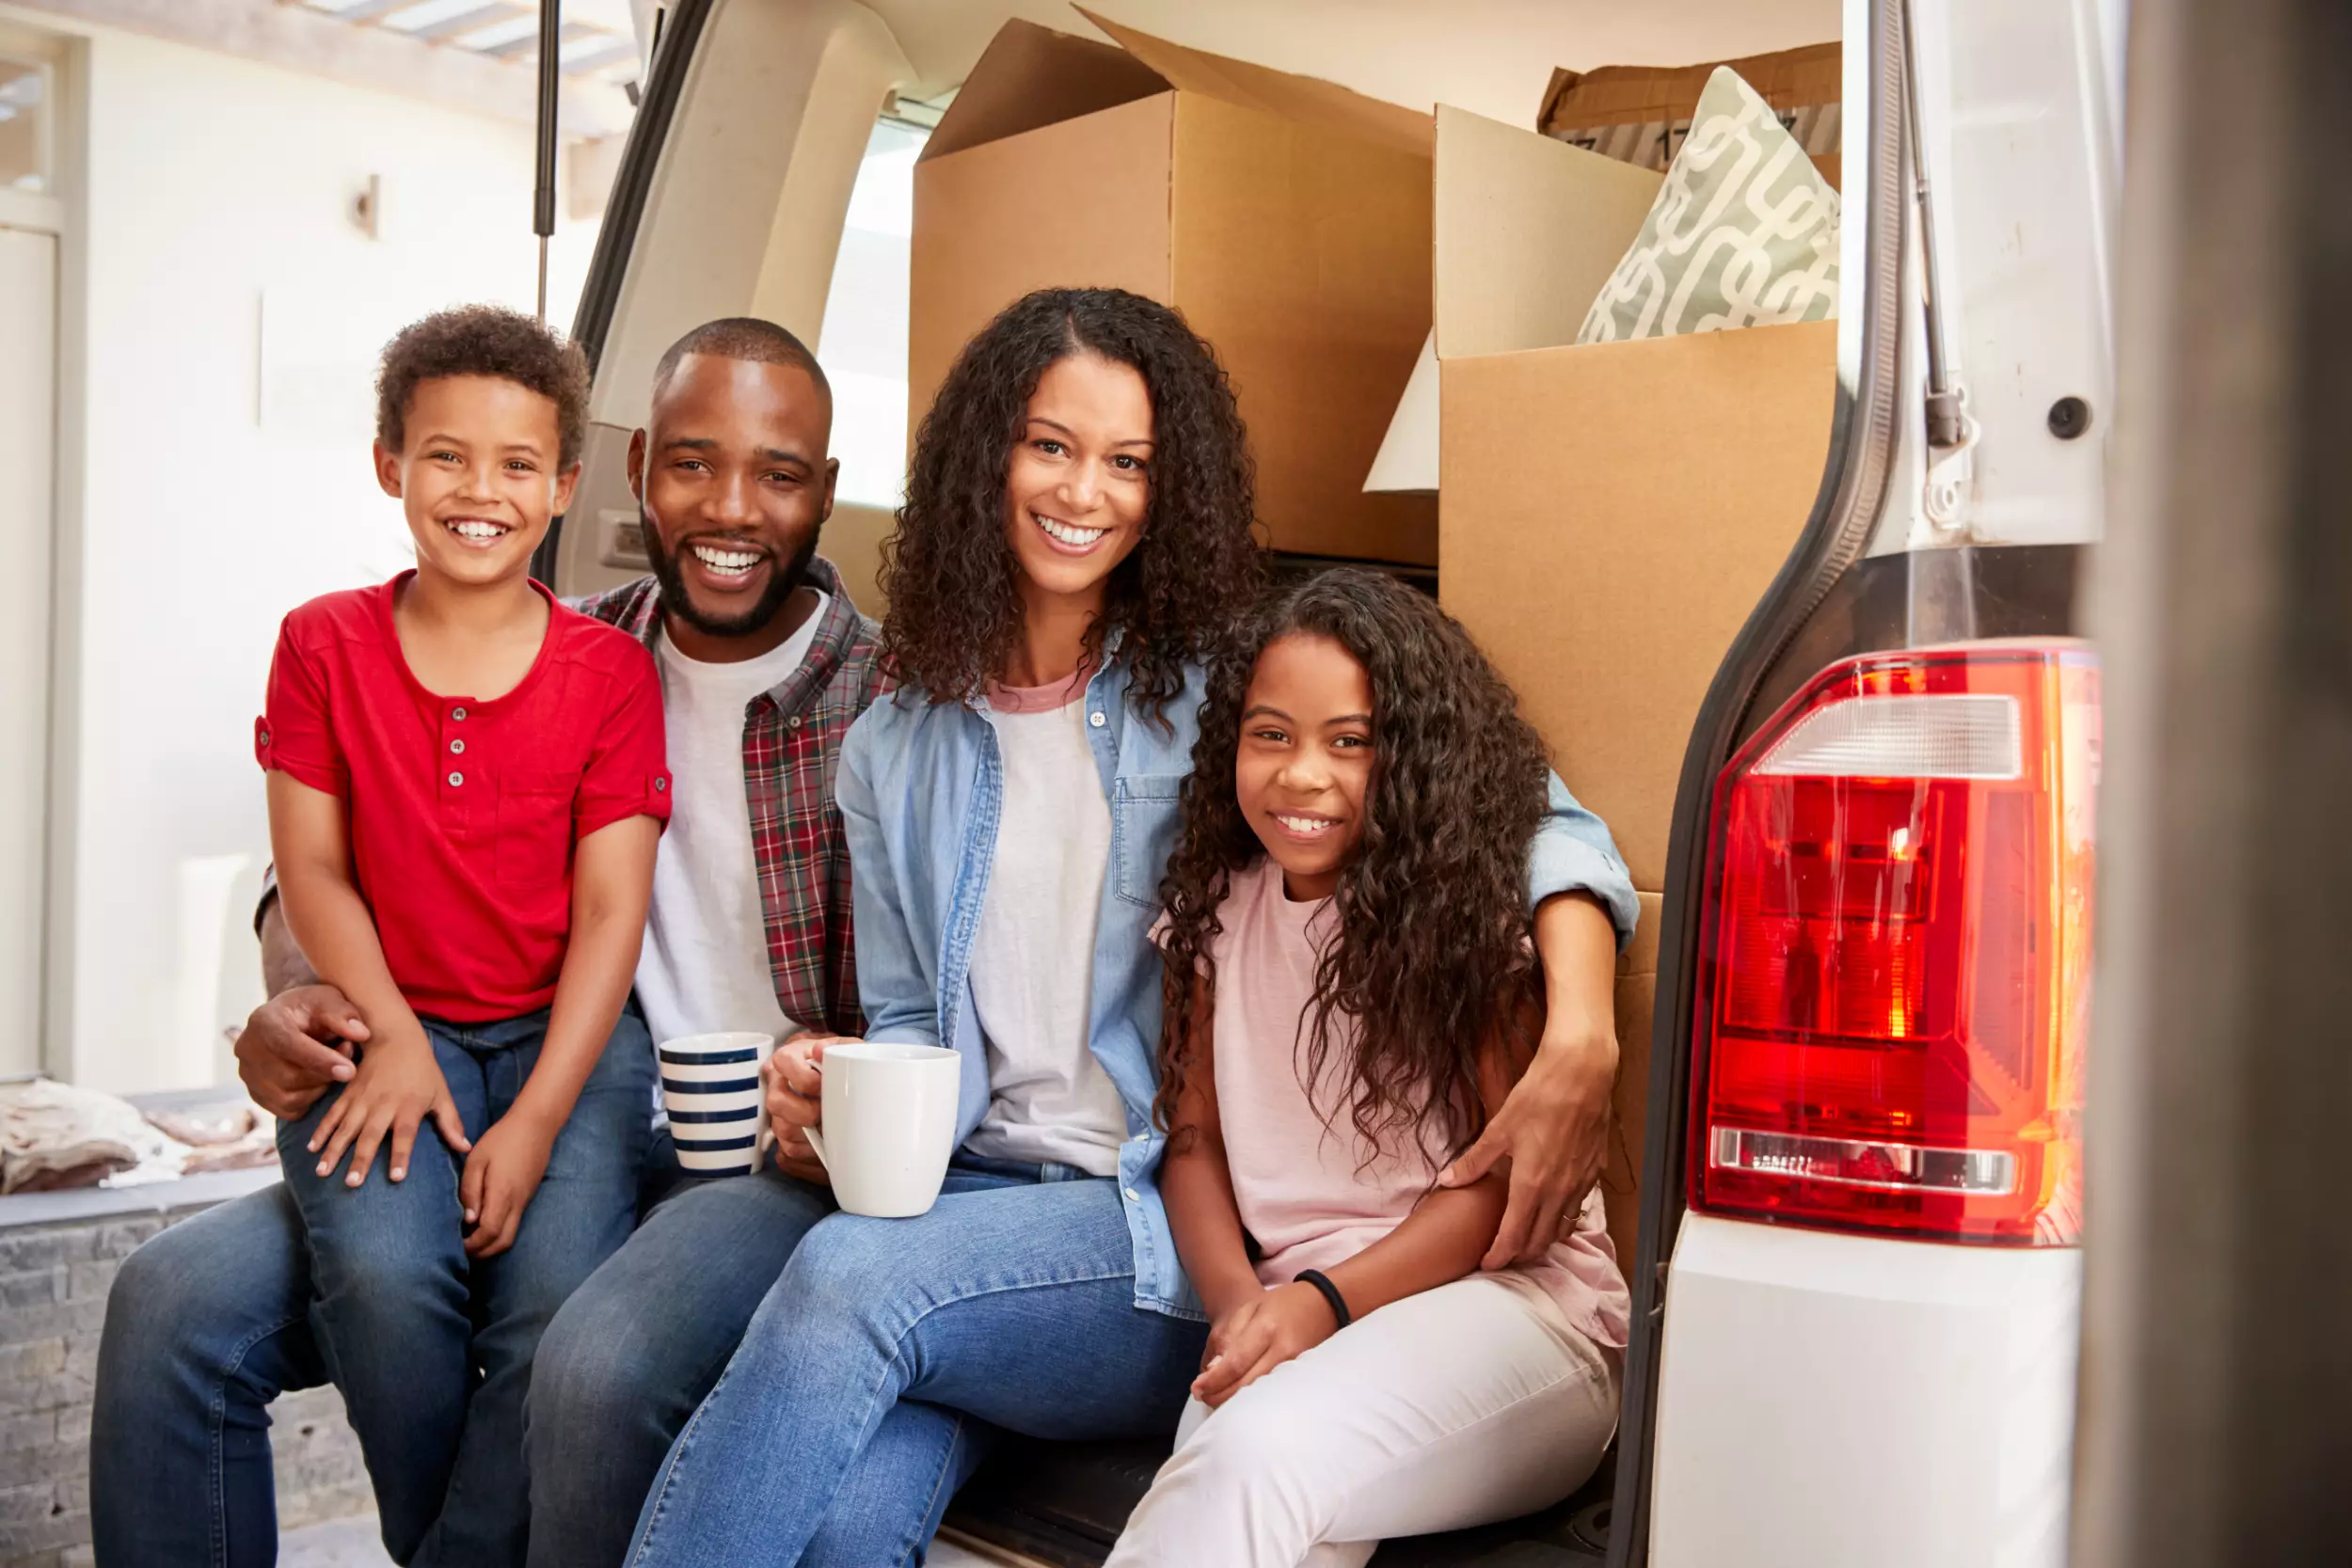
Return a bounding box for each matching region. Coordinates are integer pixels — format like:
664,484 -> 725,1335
1104,1273 -> 1620,1568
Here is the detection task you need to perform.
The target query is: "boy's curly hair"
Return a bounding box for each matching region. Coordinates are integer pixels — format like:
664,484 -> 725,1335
1153,569 -> 1552,1164
375,305 -> 592,467
882,288 -> 1266,722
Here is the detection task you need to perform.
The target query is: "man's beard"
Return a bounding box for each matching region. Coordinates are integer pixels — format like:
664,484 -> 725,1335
643,511 -> 818,640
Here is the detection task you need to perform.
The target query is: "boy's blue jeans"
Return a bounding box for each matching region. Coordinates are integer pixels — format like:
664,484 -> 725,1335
88,1124 -> 684,1568
271,1006 -> 651,1566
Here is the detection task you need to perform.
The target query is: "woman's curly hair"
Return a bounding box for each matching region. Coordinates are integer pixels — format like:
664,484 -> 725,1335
1152,569 -> 1553,1165
881,288 -> 1265,721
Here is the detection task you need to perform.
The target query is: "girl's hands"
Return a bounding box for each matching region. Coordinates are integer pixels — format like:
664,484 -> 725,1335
308,1032 -> 470,1188
1192,1282 -> 1341,1408
460,1111 -> 557,1259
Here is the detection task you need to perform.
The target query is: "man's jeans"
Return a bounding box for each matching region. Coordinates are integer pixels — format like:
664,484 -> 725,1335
91,1014 -> 653,1568
519,1162 -> 834,1566
622,1159 -> 1208,1568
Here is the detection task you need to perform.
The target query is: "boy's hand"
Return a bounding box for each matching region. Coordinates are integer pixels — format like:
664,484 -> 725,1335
1191,1282 -> 1340,1408
309,1033 -> 469,1187
460,1113 -> 558,1259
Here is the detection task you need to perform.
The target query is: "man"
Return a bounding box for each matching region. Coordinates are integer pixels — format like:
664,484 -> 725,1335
89,316 -> 882,1568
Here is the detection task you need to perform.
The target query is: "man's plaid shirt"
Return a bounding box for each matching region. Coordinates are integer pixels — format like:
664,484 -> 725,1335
577,556 -> 890,1038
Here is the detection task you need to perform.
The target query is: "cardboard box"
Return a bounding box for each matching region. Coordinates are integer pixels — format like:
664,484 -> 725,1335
911,11 -> 1439,564
1430,106 -> 1838,1263
1538,40 -> 1841,191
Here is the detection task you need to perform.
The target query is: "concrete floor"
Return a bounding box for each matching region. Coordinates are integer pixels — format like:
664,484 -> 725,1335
276,1518 -> 393,1568
278,1515 -> 1005,1566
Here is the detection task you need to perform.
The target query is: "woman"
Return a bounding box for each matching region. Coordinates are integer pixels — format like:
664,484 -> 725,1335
623,288 -> 1637,1565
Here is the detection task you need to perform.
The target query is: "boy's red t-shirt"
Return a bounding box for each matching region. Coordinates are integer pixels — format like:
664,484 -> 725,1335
257,573 -> 671,1023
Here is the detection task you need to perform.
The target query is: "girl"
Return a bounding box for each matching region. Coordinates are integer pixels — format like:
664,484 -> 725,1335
1108,569 -> 1630,1567
622,289 -> 1634,1566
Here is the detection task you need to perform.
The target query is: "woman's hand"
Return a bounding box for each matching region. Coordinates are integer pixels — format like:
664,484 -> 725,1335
1438,1021 -> 1615,1269
766,1035 -> 850,1134
1191,1282 -> 1340,1408
307,1031 -> 469,1188
760,1037 -> 845,1184
765,1036 -> 861,1184
460,1111 -> 557,1259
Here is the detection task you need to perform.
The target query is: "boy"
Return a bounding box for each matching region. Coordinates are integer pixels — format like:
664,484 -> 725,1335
258,305 -> 669,1565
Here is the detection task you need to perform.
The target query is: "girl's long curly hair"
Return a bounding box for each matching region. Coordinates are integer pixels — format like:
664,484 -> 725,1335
1153,569 -> 1553,1164
881,288 -> 1266,721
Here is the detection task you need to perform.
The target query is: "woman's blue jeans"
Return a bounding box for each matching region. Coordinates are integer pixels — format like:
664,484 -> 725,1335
621,1157 -> 1208,1568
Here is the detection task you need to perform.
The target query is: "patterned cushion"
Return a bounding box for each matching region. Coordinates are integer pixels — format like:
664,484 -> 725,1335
1578,66 -> 1840,344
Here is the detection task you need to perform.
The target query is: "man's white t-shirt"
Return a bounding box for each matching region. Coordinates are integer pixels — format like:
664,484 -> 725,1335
961,677 -> 1129,1177
632,593 -> 828,1050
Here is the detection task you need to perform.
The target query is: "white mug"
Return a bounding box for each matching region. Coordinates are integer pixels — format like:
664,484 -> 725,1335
658,1032 -> 776,1174
803,1041 -> 961,1217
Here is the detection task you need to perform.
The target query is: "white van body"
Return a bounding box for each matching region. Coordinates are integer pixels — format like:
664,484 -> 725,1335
565,3 -> 2124,1561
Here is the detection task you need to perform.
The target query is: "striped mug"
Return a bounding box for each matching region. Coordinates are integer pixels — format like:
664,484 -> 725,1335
657,1031 -> 777,1173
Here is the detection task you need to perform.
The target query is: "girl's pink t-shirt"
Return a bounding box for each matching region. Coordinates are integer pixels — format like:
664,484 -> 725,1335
1202,857 -> 1630,1350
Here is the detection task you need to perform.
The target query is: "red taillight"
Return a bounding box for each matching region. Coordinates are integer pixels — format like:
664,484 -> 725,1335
1690,640 -> 2098,1243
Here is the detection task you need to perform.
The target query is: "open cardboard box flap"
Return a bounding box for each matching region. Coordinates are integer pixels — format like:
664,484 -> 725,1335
1539,40 -> 1842,135
924,8 -> 1433,165
1432,104 -> 1660,362
1367,106 -> 1656,494
917,18 -> 1167,162
1079,8 -> 1434,157
1535,40 -> 1842,189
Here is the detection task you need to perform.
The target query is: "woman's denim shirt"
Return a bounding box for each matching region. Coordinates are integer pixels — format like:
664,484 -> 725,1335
835,648 -> 1640,1321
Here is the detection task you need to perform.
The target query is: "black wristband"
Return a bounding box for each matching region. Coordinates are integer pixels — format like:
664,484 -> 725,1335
1294,1268 -> 1352,1330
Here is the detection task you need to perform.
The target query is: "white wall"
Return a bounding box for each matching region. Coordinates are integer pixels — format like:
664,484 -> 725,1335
50,21 -> 601,1092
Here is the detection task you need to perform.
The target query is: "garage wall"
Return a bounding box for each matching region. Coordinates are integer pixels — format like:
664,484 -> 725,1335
44,19 -> 600,1092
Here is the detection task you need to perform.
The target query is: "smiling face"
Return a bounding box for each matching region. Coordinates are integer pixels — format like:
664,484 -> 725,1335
1235,631 -> 1377,901
1001,351 -> 1154,613
629,352 -> 837,657
375,374 -> 577,589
